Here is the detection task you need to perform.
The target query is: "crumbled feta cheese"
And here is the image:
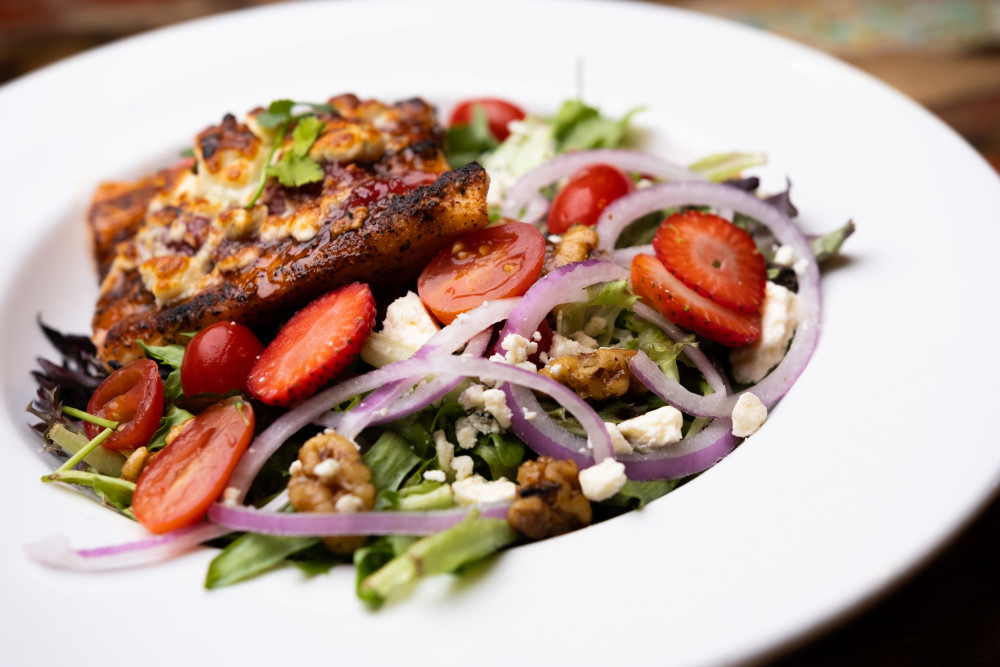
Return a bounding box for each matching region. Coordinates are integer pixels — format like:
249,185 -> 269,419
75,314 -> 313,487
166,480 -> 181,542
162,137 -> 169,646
521,407 -> 538,421
578,459 -> 628,501
586,421 -> 633,455
547,234 -> 563,244
583,316 -> 608,337
458,384 -> 513,428
433,430 -> 455,471
452,475 -> 517,506
455,413 -> 501,449
334,494 -> 365,514
423,469 -> 447,483
532,330 -> 542,342
313,458 -> 340,483
222,487 -> 241,506
617,406 -> 684,449
379,291 -> 440,348
548,332 -> 599,358
732,392 -> 768,437
730,282 -> 800,384
793,258 -> 810,275
451,455 -> 474,481
773,244 -> 795,267
500,333 -> 538,365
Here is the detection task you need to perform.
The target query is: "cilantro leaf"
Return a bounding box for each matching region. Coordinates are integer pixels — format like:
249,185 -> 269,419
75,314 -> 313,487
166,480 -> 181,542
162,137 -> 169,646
291,116 -> 325,156
267,153 -> 325,187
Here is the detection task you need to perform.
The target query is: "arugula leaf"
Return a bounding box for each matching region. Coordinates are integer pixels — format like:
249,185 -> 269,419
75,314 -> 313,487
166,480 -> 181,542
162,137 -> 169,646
689,152 -> 768,182
620,312 -> 696,380
146,405 -> 195,452
359,513 -> 517,606
42,470 -> 135,510
812,220 -> 856,263
205,532 -> 319,589
551,100 -> 642,152
445,105 -> 498,168
138,341 -> 185,368
362,431 -> 423,494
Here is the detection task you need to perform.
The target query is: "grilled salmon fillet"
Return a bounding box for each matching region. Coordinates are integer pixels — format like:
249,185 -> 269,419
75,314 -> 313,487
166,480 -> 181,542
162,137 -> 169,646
90,94 -> 490,365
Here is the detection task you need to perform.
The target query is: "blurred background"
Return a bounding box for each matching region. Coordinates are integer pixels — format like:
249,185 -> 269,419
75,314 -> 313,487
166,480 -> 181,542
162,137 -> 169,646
1,0 -> 998,171
1,0 -> 998,663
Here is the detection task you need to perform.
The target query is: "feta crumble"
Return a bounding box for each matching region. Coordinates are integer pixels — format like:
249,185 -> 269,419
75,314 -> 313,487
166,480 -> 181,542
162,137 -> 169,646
548,332 -> 598,358
458,383 -> 513,428
451,455 -> 474,481
730,281 -> 800,384
423,469 -> 447,483
452,475 -> 517,506
617,406 -> 684,449
379,291 -> 440,348
433,429 -> 455,471
773,244 -> 795,267
578,459 -> 627,501
732,392 -> 768,437
586,421 -> 633,455
334,494 -> 365,514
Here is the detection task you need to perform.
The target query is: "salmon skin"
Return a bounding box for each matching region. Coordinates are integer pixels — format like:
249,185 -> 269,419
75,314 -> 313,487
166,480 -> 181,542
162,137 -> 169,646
89,94 -> 490,365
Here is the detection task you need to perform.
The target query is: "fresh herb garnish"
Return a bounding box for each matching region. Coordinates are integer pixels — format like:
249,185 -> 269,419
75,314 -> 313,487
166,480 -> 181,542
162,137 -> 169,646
246,100 -> 333,207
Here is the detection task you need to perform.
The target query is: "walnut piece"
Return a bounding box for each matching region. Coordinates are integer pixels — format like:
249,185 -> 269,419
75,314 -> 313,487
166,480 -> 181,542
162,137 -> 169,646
507,456 -> 592,540
540,348 -> 648,400
288,432 -> 376,554
545,224 -> 600,273
120,446 -> 154,482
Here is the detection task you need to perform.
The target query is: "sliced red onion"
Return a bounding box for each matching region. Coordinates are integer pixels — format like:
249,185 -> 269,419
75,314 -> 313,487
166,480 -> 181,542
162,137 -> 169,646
619,418 -> 738,481
501,149 -> 704,223
610,244 -> 652,267
24,522 -> 229,571
629,350 -> 729,418
632,302 -> 730,396
595,181 -> 821,411
322,328 -> 493,438
208,502 -> 510,536
228,342 -> 613,500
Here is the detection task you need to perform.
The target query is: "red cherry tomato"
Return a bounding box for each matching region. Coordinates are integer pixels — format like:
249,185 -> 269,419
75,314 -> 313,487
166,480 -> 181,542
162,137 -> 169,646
181,321 -> 265,396
449,98 -> 526,141
546,163 -> 635,234
85,359 -> 164,451
418,222 -> 546,325
132,396 -> 255,534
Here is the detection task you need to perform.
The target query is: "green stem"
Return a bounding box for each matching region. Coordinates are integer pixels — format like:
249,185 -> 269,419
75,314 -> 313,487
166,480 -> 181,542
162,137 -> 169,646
245,120 -> 287,209
55,427 -> 114,473
61,406 -> 119,429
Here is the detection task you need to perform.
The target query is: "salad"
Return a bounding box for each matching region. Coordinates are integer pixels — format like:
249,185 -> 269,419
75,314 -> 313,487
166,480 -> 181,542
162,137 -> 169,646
26,95 -> 852,604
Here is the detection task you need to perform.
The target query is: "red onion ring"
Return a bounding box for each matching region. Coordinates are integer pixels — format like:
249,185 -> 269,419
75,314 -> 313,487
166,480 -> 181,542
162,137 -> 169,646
208,503 -> 511,536
500,149 -> 703,223
321,328 -> 493,438
595,181 -> 821,410
226,345 -> 613,503
618,418 -> 738,481
227,300 -> 519,502
629,350 -> 729,418
24,522 -> 229,571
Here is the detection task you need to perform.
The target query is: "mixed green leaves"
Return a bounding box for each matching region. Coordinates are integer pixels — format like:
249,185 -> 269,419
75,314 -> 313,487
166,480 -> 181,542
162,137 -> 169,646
445,105 -> 498,168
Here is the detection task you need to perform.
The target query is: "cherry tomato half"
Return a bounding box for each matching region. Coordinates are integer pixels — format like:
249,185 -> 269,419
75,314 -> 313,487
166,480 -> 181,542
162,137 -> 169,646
132,396 -> 255,534
546,163 -> 635,234
418,222 -> 546,325
181,321 -> 265,396
85,358 -> 164,451
449,98 -> 526,142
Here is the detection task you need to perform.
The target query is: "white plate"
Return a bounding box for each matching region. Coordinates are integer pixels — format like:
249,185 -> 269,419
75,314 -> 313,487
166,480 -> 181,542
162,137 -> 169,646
2,1 -> 999,665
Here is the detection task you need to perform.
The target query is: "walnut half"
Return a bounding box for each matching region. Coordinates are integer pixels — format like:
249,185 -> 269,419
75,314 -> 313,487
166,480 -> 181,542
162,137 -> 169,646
288,432 -> 376,554
540,348 -> 648,401
508,457 -> 592,540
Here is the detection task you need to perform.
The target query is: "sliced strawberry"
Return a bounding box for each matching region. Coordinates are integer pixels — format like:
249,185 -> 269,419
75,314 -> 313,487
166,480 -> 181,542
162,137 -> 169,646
248,283 -> 376,406
652,210 -> 765,312
631,254 -> 761,347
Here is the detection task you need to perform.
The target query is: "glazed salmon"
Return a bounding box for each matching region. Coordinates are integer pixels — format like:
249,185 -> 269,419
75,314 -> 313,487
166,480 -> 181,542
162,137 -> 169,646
89,95 -> 490,365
